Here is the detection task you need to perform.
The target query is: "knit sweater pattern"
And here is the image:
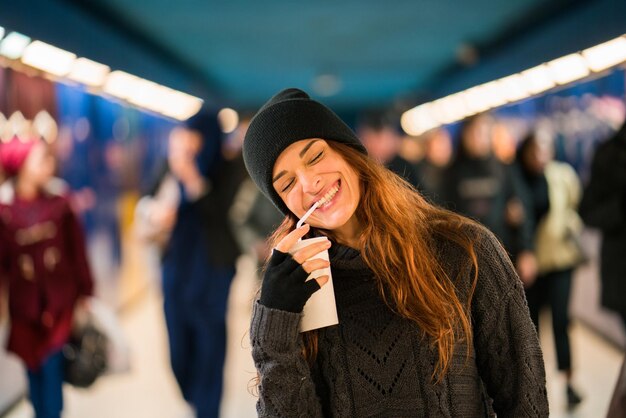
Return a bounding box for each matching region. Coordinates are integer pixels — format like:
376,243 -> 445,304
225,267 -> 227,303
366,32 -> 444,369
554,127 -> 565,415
250,225 -> 548,417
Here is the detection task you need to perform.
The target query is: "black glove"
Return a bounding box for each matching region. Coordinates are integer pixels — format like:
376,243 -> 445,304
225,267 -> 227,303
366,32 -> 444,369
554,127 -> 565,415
259,249 -> 321,313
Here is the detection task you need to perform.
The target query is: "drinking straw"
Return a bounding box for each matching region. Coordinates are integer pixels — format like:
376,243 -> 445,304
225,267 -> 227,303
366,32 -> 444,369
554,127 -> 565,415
296,201 -> 320,229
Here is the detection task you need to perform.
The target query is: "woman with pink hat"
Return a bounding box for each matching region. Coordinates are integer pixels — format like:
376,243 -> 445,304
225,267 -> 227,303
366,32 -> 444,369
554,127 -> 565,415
0,137 -> 94,418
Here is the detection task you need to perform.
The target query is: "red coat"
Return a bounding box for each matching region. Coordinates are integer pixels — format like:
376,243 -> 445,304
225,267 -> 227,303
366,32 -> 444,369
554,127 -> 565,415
0,182 -> 93,369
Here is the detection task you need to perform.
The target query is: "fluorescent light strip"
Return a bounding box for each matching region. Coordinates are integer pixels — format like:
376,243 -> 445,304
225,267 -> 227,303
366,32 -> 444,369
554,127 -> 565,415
161,90 -> 203,120
547,53 -> 589,85
519,64 -> 555,94
0,32 -> 31,60
22,41 -> 76,77
2,30 -> 204,121
497,74 -> 529,102
400,104 -> 438,136
127,78 -> 162,109
402,33 -> 626,136
582,36 -> 626,72
102,70 -> 203,120
103,70 -> 141,100
68,58 -> 110,87
480,81 -> 509,109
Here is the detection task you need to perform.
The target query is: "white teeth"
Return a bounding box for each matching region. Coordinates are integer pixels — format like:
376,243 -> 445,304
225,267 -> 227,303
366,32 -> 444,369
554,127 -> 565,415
317,185 -> 339,206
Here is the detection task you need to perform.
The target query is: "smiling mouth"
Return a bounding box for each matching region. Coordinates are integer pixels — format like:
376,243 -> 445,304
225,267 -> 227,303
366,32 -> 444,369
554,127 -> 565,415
316,182 -> 340,208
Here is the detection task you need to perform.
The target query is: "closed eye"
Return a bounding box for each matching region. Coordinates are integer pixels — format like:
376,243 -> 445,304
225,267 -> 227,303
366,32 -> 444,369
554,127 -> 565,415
309,151 -> 323,164
281,178 -> 295,193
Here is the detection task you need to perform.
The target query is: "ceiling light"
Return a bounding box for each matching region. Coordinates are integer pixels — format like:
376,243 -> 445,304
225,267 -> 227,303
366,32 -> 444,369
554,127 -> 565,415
401,104 -> 437,136
582,36 -> 626,72
403,33 -> 626,132
546,53 -> 590,85
68,58 -> 110,87
161,90 -> 203,121
0,32 -> 31,60
519,64 -> 555,95
477,81 -> 508,109
431,93 -> 468,124
497,74 -> 530,103
127,78 -> 163,110
462,86 -> 491,115
139,83 -> 202,120
400,109 -> 419,136
217,108 -> 239,134
105,72 -> 202,121
22,41 -> 76,77
103,71 -> 141,100
143,84 -> 178,116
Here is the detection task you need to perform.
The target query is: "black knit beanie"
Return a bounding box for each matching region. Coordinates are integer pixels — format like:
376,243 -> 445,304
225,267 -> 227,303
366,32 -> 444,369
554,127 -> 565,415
243,88 -> 367,215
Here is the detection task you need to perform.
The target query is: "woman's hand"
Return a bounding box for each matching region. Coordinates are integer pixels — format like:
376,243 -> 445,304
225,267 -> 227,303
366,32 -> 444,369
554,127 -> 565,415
72,296 -> 92,328
260,224 -> 331,313
516,250 -> 538,288
505,197 -> 525,227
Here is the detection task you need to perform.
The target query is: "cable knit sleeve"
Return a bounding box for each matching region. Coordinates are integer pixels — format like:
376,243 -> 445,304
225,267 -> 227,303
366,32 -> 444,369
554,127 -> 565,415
250,301 -> 324,417
470,226 -> 549,417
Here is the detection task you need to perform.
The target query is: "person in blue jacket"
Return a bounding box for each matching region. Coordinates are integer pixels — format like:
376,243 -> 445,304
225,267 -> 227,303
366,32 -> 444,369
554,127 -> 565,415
139,110 -> 247,417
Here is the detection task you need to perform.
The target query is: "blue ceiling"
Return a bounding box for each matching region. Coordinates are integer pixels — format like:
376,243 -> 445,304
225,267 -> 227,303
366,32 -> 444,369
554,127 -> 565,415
1,0 -> 626,113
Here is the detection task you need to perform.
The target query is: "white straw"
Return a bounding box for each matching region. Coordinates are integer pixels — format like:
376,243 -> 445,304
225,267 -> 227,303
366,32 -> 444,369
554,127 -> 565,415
296,201 -> 320,229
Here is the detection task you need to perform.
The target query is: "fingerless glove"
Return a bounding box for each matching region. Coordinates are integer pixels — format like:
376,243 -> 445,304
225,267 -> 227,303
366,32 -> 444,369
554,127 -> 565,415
259,249 -> 321,313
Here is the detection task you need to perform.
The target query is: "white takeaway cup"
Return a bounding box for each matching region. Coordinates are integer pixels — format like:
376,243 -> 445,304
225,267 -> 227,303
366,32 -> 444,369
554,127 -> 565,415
289,236 -> 339,332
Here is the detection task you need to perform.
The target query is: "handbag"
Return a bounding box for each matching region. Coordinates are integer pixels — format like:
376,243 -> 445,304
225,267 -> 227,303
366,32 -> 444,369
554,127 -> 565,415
62,319 -> 108,388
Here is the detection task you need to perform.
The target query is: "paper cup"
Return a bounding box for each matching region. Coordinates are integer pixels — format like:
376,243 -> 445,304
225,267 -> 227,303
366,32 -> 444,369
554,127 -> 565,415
289,237 -> 339,332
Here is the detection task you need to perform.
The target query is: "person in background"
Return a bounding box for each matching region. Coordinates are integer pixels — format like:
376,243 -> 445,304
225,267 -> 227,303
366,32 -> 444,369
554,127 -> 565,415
227,115 -> 283,271
242,88 -> 548,416
579,119 -> 626,327
442,113 -> 537,286
517,129 -> 585,408
415,127 -> 453,204
231,180 -> 283,270
492,119 -> 519,165
357,110 -> 420,188
0,136 -> 94,418
135,110 -> 247,418
398,133 -> 425,167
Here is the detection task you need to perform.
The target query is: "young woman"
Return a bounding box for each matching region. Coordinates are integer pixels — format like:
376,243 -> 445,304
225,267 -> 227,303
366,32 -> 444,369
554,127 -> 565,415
243,88 -> 548,417
0,137 -> 93,418
517,130 -> 585,407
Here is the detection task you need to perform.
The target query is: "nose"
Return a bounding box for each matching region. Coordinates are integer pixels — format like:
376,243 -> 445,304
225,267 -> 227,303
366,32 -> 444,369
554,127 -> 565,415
299,172 -> 322,194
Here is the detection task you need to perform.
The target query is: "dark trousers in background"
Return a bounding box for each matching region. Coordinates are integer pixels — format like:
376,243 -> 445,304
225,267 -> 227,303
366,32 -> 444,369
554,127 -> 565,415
163,266 -> 235,418
525,268 -> 574,371
27,349 -> 64,418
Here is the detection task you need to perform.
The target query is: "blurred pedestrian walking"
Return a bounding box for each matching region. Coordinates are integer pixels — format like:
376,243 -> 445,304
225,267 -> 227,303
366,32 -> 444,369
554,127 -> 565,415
579,119 -> 626,327
0,137 -> 94,418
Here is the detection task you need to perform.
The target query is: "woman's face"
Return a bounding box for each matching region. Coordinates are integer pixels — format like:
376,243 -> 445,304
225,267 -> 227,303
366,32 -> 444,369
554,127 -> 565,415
273,139 -> 361,239
523,135 -> 553,174
20,142 -> 55,187
462,116 -> 493,158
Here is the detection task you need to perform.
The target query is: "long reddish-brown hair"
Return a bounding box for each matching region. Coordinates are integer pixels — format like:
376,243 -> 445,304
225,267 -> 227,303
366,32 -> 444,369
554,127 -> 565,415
266,140 -> 479,382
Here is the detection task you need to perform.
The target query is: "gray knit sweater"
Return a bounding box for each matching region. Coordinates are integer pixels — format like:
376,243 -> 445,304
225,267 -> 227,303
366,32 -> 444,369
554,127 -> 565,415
250,225 -> 549,417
